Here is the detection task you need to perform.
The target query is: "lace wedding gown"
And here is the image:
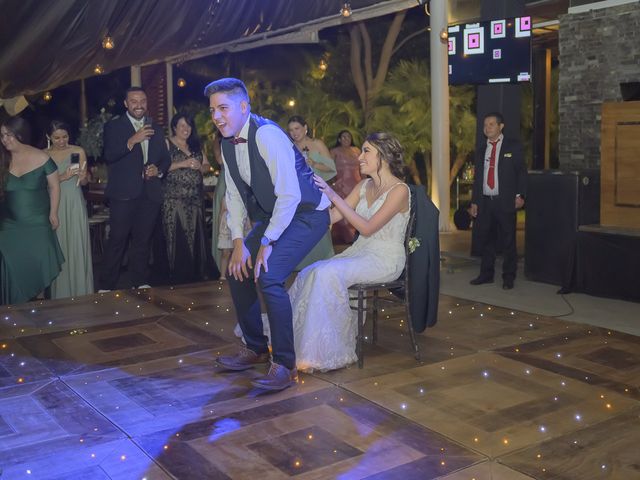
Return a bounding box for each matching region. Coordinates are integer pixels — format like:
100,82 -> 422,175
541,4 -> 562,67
289,180 -> 410,371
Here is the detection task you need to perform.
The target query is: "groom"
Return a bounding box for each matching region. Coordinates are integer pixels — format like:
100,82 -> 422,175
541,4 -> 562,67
205,78 -> 330,391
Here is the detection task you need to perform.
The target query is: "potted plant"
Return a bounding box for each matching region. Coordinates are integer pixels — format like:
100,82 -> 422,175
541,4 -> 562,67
78,108 -> 112,184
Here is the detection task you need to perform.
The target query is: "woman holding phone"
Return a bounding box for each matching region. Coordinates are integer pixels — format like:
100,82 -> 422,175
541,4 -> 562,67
45,120 -> 94,298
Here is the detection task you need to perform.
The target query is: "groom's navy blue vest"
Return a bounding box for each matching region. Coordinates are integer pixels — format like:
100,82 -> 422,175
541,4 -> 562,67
221,114 -> 322,223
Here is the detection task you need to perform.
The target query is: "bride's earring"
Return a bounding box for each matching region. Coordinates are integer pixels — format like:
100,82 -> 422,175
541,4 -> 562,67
46,136 -> 51,149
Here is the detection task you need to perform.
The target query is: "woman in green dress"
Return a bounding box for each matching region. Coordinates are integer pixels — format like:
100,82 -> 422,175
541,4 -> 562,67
287,115 -> 336,270
0,117 -> 64,305
45,121 -> 94,298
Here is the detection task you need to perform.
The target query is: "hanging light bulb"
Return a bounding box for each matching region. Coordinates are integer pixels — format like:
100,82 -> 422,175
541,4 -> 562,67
102,35 -> 115,50
93,64 -> 104,75
287,99 -> 296,108
177,78 -> 187,88
340,2 -> 352,17
43,91 -> 53,102
319,59 -> 328,71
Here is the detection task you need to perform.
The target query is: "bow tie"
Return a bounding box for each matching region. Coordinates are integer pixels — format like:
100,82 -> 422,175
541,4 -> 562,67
230,137 -> 247,145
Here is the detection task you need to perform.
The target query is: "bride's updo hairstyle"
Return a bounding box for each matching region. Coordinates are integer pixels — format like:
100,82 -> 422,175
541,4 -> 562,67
366,132 -> 407,180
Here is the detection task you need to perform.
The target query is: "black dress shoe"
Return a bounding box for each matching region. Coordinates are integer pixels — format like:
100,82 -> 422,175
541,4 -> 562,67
216,347 -> 270,371
502,280 -> 514,290
470,276 -> 494,285
251,362 -> 298,391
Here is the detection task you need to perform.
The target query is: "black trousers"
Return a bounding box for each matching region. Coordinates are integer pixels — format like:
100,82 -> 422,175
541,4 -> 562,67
226,208 -> 329,370
100,196 -> 161,289
475,195 -> 517,281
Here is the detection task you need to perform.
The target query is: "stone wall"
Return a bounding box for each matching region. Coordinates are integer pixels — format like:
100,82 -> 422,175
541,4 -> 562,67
558,2 -> 640,169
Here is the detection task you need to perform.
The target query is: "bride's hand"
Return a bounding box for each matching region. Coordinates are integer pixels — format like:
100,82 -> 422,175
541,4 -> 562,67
313,174 -> 336,200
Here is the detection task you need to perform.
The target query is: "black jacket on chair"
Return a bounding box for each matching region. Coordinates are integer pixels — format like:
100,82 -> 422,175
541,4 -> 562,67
103,114 -> 170,203
408,184 -> 440,332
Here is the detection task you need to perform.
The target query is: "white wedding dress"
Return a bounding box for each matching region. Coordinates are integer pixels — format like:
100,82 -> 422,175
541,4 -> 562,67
289,180 -> 410,372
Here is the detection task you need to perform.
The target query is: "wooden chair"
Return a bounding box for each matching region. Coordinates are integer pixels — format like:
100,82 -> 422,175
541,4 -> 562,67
349,211 -> 420,368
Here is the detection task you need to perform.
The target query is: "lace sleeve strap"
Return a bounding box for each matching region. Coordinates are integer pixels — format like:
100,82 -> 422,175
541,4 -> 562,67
387,182 -> 411,211
358,178 -> 372,199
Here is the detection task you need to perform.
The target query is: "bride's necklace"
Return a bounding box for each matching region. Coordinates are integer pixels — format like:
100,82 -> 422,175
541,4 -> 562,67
371,179 -> 393,199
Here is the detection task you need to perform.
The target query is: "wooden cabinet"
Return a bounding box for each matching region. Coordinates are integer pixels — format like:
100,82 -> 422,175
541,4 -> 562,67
600,101 -> 640,229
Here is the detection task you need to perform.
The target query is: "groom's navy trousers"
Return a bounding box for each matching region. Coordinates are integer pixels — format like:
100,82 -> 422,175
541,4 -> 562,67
226,207 -> 329,369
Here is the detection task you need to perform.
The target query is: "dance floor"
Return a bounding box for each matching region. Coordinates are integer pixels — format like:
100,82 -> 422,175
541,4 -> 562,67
0,281 -> 638,479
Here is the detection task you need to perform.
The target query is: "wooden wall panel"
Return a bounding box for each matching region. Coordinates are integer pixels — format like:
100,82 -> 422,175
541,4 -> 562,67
601,101 -> 640,229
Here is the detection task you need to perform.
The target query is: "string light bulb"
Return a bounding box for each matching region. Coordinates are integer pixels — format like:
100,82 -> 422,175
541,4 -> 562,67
93,64 -> 104,75
340,2 -> 352,17
177,78 -> 187,88
102,35 -> 115,50
319,59 -> 328,71
43,91 -> 52,102
287,98 -> 296,107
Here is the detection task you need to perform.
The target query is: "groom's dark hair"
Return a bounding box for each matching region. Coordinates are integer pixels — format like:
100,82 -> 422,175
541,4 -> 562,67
204,78 -> 249,103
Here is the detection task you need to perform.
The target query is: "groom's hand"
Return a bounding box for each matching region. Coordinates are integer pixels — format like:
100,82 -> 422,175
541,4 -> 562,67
254,245 -> 272,282
229,239 -> 252,281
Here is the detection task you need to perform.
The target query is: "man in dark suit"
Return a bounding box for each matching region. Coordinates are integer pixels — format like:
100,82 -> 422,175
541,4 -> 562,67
469,112 -> 527,290
99,87 -> 170,291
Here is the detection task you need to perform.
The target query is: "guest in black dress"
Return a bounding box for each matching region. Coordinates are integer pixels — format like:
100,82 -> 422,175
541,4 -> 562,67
162,113 -> 219,283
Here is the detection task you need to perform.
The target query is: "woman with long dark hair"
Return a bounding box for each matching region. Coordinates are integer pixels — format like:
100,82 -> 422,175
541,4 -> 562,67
330,129 -> 362,244
162,113 -> 218,283
0,117 -> 64,304
287,115 -> 336,269
45,120 -> 93,298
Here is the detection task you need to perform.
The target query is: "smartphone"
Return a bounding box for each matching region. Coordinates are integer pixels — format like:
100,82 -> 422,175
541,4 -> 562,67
70,152 -> 80,171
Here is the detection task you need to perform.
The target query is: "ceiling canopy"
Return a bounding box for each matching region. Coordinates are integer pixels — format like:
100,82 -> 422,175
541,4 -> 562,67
0,0 -> 417,98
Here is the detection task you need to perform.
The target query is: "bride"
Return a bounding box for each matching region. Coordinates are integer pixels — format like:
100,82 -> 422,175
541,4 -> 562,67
289,132 -> 411,372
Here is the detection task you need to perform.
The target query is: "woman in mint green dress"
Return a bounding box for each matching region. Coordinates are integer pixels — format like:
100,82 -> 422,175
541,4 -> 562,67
0,117 -> 64,305
45,121 -> 93,298
287,116 -> 336,270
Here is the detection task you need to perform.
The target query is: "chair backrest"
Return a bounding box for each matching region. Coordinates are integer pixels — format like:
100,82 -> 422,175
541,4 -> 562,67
387,205 -> 416,301
402,208 -> 417,284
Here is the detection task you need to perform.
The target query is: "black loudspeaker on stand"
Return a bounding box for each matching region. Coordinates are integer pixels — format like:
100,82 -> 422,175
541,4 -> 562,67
524,170 -> 600,285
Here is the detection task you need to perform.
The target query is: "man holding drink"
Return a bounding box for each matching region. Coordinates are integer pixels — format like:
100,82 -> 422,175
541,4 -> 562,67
98,87 -> 170,291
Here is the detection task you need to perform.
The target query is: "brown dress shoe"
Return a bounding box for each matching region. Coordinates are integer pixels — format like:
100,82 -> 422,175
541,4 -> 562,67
216,347 -> 270,371
251,362 -> 298,391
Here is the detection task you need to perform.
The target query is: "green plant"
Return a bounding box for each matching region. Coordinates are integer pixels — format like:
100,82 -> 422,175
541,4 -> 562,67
78,108 -> 112,160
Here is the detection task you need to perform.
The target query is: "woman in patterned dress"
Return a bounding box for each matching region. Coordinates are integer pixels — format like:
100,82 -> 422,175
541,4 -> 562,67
162,113 -> 219,283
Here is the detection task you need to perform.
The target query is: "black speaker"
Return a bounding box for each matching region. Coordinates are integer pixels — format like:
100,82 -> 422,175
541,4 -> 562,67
524,170 -> 600,285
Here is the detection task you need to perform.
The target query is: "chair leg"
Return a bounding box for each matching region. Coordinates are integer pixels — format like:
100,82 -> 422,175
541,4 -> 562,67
372,289 -> 379,345
406,306 -> 420,361
357,290 -> 364,369
97,223 -> 105,255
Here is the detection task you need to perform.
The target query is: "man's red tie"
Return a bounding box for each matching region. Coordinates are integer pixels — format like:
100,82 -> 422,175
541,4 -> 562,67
230,137 -> 247,145
487,140 -> 498,189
